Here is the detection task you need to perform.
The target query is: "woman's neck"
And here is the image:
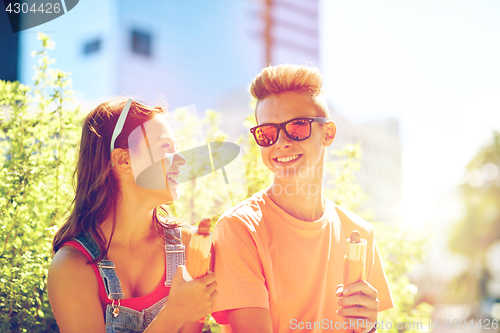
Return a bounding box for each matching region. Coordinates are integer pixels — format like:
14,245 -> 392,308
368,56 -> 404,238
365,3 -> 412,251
100,193 -> 157,249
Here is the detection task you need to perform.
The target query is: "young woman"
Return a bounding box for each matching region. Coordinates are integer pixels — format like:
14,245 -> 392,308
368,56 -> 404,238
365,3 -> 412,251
48,98 -> 217,333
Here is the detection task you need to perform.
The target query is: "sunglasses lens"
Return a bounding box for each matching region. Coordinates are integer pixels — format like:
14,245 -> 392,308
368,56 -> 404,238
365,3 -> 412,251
285,119 -> 310,140
255,125 -> 278,146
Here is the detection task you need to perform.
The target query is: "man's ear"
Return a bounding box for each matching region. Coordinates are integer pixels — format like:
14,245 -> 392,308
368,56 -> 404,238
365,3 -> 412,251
323,121 -> 337,147
110,148 -> 131,173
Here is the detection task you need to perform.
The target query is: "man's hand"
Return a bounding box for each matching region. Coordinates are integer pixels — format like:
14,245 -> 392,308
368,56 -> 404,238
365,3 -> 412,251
336,281 -> 379,332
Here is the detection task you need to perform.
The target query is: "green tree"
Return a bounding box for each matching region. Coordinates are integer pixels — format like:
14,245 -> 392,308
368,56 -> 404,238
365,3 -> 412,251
447,131 -> 500,305
375,223 -> 433,332
169,108 -> 248,226
0,33 -> 79,332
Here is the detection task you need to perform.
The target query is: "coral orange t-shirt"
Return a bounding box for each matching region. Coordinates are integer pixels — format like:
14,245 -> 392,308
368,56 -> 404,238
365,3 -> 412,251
212,190 -> 394,333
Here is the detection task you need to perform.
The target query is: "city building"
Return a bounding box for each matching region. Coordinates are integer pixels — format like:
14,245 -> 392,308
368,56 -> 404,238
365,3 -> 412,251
17,0 -> 317,111
0,7 -> 20,82
14,0 -> 400,222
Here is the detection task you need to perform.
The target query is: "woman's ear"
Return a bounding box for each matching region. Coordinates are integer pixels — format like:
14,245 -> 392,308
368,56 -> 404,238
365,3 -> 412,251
111,148 -> 132,173
323,121 -> 337,147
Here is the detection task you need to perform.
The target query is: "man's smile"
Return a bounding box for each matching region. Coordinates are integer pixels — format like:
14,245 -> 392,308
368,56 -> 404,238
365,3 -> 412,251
273,154 -> 303,164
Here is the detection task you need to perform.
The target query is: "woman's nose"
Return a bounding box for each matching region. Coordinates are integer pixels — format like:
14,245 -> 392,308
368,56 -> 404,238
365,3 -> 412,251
173,152 -> 187,166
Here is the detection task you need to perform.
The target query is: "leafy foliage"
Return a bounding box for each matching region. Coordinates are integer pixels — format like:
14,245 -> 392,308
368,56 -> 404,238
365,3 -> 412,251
0,33 -> 79,332
168,108 -> 249,227
447,131 -> 500,304
325,142 -> 368,212
375,223 -> 433,332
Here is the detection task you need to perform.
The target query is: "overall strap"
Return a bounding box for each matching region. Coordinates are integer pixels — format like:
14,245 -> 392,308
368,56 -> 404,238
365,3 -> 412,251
164,227 -> 186,286
73,232 -> 124,301
97,260 -> 124,300
74,231 -> 102,260
98,258 -> 124,317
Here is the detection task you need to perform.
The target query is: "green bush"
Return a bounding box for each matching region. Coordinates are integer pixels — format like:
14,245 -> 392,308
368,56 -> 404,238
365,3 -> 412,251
375,223 -> 433,332
0,33 -> 79,333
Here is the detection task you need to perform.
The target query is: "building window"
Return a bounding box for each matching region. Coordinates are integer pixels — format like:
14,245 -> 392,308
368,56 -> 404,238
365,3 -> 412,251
83,39 -> 101,55
131,30 -> 152,57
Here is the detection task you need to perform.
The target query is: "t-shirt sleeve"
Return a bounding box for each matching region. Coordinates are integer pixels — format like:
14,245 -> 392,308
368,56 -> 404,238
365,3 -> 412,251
366,240 -> 394,312
211,214 -> 270,324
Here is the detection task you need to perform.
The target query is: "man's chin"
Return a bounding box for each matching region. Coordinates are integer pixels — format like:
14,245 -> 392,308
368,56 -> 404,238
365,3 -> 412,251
274,171 -> 299,181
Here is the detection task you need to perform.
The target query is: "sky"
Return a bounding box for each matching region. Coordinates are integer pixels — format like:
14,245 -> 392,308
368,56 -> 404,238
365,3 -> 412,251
320,0 -> 500,230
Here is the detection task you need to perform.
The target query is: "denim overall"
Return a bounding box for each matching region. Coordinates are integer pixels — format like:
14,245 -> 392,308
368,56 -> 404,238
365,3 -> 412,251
74,227 -> 185,333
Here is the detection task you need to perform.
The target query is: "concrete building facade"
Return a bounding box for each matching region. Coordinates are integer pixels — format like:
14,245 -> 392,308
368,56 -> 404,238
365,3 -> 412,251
15,0 -> 401,223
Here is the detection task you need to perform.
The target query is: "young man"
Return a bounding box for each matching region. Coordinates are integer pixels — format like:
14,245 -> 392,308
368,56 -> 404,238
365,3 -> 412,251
212,64 -> 394,332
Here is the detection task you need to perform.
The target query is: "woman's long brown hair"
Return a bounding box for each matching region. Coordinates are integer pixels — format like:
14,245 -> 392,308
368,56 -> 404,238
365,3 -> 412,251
53,98 -> 178,263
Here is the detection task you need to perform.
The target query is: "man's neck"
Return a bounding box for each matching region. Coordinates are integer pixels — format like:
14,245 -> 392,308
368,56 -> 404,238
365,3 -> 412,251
266,177 -> 325,222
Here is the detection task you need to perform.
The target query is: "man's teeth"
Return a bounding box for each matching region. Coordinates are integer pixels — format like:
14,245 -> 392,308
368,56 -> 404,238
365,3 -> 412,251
276,154 -> 300,163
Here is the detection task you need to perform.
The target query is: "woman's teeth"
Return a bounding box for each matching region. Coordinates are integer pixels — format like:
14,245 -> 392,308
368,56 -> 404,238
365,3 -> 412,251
276,154 -> 300,163
166,173 -> 178,182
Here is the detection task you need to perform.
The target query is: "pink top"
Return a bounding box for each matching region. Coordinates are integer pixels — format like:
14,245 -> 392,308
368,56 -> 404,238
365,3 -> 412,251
63,240 -> 170,313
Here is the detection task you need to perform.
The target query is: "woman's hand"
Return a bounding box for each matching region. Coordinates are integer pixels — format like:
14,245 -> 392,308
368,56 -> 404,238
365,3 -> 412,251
162,266 -> 218,325
336,281 -> 379,332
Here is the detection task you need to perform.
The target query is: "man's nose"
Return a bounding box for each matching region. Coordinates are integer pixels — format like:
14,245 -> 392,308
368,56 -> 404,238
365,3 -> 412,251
274,128 -> 291,149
